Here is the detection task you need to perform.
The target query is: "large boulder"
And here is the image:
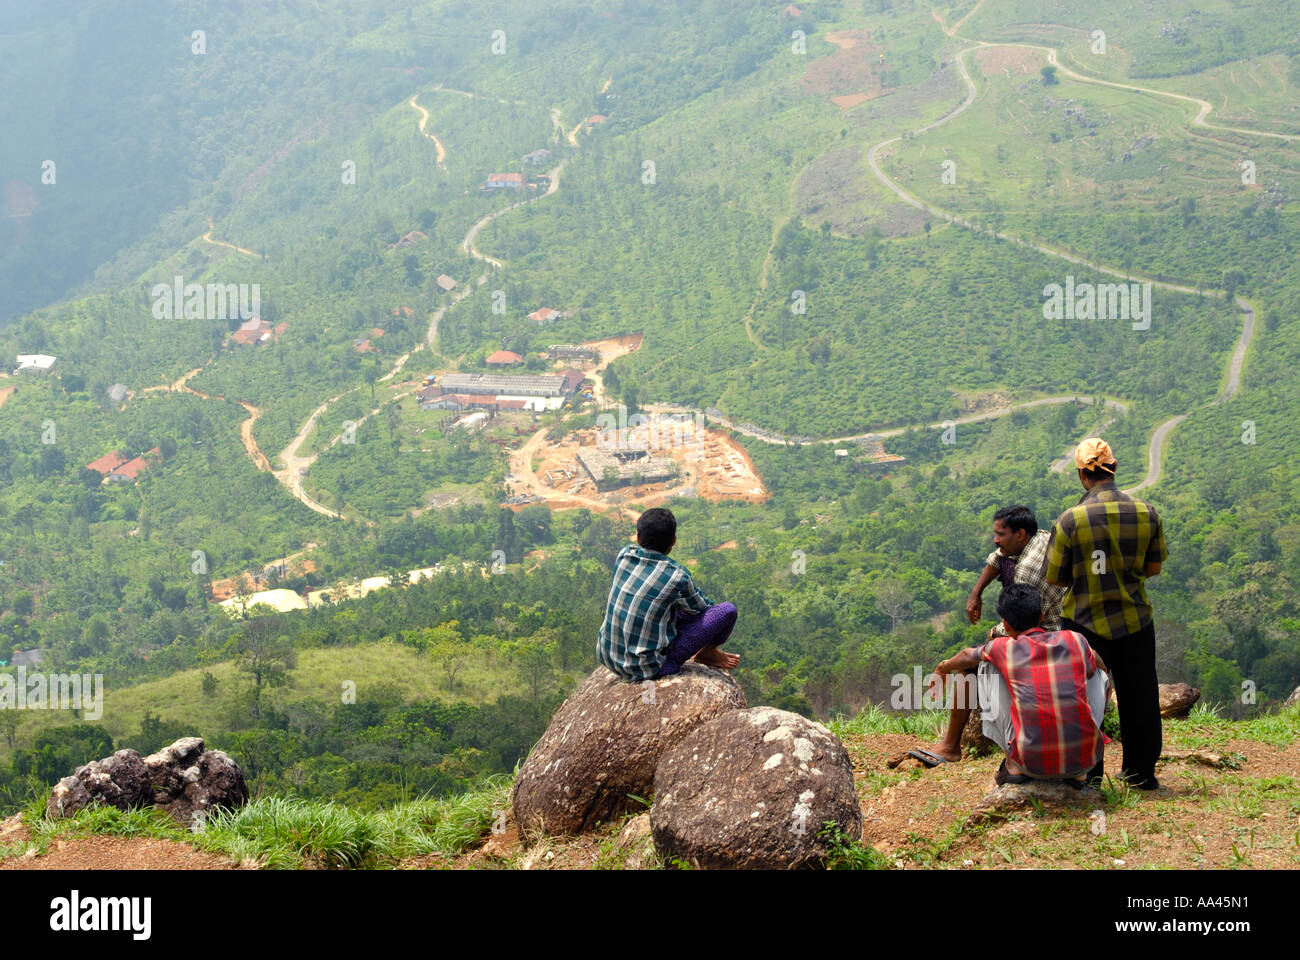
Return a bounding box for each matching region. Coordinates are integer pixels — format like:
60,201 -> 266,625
45,737 -> 248,827
1159,682 -> 1200,719
511,664 -> 746,836
651,706 -> 862,869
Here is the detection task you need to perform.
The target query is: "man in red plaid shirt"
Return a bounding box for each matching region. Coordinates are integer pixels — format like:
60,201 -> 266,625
934,583 -> 1109,784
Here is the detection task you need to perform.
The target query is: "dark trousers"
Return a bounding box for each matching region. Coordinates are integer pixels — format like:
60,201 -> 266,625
1064,617 -> 1162,784
653,603 -> 737,678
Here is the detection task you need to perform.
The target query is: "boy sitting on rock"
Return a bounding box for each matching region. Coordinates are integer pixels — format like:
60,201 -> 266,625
933,583 -> 1109,786
597,507 -> 739,681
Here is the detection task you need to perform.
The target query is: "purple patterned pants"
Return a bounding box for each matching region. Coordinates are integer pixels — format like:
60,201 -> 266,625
653,602 -> 738,678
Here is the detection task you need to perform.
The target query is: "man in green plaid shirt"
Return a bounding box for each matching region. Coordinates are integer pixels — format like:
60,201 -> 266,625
1046,438 -> 1168,790
597,508 -> 739,682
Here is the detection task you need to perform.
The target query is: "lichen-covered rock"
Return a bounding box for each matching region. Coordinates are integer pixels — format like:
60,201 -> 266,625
1158,682 -> 1200,719
45,749 -> 150,820
45,737 -> 247,827
146,739 -> 248,826
511,664 -> 746,836
651,706 -> 862,869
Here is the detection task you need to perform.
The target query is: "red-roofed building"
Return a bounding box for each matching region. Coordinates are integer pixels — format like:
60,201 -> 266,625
486,350 -> 524,367
86,450 -> 129,475
107,447 -> 161,484
529,307 -> 561,324
485,173 -> 524,190
231,317 -> 274,346
588,114 -> 608,125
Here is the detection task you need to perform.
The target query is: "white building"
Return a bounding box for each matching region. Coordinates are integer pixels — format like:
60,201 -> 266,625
14,354 -> 55,374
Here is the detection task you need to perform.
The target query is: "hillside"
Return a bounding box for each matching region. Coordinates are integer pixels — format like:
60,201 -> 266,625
0,0 -> 1297,843
3,703 -> 1296,869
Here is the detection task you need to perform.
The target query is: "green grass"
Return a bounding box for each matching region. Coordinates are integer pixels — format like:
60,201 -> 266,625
828,702 -> 949,741
6,775 -> 513,870
820,820 -> 891,870
1166,703 -> 1300,749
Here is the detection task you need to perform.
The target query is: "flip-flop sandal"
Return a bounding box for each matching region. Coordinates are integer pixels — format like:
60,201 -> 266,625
907,749 -> 949,768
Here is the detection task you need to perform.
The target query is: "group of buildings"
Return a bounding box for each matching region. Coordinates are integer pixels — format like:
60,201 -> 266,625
418,368 -> 587,414
230,317 -> 287,347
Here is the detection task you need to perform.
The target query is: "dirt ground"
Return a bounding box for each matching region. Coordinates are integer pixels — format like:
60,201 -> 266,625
802,29 -> 888,103
0,816 -> 239,870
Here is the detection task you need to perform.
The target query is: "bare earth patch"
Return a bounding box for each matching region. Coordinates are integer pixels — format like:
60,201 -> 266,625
971,45 -> 1042,77
801,29 -> 888,105
1,835 -> 240,870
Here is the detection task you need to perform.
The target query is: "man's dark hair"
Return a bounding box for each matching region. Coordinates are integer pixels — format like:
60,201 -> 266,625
997,583 -> 1043,632
993,504 -> 1037,538
1081,465 -> 1116,481
637,508 -> 676,553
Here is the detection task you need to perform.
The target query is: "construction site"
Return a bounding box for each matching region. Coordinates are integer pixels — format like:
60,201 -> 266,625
512,411 -> 768,511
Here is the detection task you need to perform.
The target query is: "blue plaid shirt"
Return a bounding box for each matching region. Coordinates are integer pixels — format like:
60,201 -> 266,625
597,544 -> 713,681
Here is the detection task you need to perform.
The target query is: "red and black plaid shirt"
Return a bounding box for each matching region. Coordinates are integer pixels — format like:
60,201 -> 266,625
977,627 -> 1103,777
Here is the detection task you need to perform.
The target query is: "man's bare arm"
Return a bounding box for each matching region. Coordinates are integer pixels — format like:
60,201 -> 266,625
936,647 -> 981,676
1143,561 -> 1162,577
966,565 -> 999,624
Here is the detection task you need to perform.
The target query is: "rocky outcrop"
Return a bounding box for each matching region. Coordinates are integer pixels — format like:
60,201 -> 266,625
511,664 -> 746,836
651,706 -> 862,869
45,750 -> 150,818
966,780 -> 1103,828
45,737 -> 248,827
144,737 -> 248,826
1285,686 -> 1299,709
1158,682 -> 1200,719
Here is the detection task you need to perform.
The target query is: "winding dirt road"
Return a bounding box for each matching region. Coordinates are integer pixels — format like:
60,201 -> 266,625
270,98 -> 573,519
201,219 -> 263,258
408,94 -> 448,169
859,26 -> 1263,493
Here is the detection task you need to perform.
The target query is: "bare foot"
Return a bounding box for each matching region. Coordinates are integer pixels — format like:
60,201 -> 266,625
924,743 -> 962,763
693,646 -> 740,670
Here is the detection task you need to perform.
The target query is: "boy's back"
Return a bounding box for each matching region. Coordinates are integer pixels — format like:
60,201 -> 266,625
598,543 -> 712,681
